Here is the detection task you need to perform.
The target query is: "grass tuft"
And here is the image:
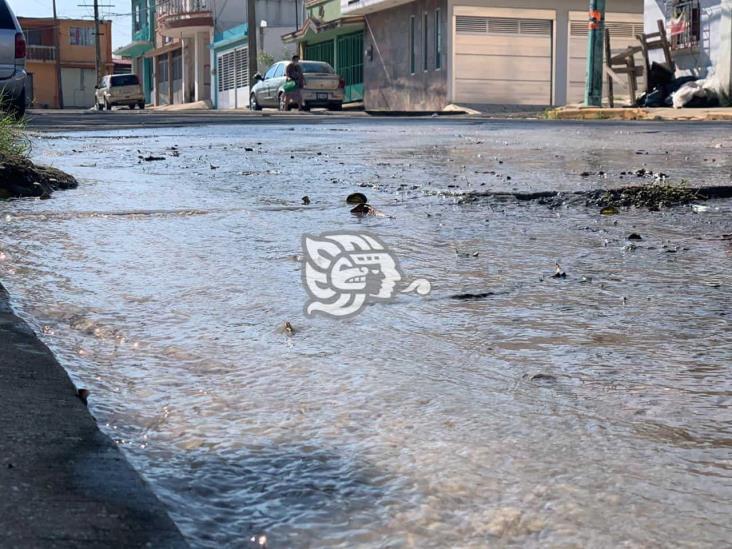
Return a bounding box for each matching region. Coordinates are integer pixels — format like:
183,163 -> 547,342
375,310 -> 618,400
0,113 -> 30,159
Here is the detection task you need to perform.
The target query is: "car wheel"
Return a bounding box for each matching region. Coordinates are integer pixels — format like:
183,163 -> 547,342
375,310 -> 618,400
329,102 -> 343,112
278,93 -> 289,112
138,102 -> 145,110
105,98 -> 112,111
249,93 -> 261,111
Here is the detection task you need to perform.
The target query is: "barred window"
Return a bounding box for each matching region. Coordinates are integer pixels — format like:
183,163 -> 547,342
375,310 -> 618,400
666,0 -> 701,50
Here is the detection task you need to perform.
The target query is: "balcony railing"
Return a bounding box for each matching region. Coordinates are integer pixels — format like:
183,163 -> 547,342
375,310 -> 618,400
27,45 -> 57,62
156,0 -> 213,34
156,0 -> 210,19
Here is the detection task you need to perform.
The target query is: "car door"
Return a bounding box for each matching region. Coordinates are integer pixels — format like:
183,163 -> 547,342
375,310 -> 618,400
271,63 -> 286,100
259,64 -> 277,106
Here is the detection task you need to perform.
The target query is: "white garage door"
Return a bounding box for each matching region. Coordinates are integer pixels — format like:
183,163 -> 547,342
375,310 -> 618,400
567,16 -> 645,104
454,16 -> 553,105
61,68 -> 96,108
216,46 -> 250,109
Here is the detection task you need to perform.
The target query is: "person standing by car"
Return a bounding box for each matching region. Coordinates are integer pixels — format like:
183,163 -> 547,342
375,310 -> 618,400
285,55 -> 305,111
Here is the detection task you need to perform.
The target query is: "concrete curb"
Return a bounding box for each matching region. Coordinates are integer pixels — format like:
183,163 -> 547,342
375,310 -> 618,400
547,106 -> 732,121
0,283 -> 188,548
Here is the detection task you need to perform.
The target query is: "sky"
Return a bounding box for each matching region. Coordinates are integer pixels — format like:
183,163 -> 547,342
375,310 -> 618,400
9,0 -> 132,51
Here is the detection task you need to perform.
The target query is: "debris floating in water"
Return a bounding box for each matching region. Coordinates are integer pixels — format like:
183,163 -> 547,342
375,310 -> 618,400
76,388 -> 90,406
346,192 -> 368,205
552,263 -> 567,279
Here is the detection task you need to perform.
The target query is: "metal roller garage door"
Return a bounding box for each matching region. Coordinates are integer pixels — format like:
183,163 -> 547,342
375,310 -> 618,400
61,68 -> 96,108
567,16 -> 645,104
216,46 -> 249,109
454,16 -> 553,105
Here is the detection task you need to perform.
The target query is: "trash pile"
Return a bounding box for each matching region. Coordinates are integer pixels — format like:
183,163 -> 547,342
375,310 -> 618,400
638,62 -> 728,108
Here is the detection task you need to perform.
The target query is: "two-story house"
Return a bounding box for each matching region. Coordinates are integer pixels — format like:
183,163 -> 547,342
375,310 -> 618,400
341,0 -> 644,110
19,17 -> 113,109
115,0 -> 156,104
131,0 -> 298,108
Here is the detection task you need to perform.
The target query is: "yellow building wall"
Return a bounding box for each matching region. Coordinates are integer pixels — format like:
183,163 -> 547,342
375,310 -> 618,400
26,62 -> 58,108
58,19 -> 113,71
19,18 -> 115,107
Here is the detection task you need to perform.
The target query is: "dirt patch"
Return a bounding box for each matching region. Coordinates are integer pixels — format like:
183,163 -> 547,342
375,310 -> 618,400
0,154 -> 78,199
459,182 -> 732,211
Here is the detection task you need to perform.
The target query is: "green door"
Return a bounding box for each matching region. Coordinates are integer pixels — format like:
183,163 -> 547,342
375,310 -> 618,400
336,31 -> 364,103
304,40 -> 335,67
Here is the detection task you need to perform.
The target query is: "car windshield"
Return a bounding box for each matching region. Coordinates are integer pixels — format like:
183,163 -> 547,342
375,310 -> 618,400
110,75 -> 139,87
301,62 -> 334,74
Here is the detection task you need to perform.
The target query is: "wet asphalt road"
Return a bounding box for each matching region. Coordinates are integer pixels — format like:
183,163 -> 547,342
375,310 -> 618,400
6,114 -> 731,547
25,107 -> 732,134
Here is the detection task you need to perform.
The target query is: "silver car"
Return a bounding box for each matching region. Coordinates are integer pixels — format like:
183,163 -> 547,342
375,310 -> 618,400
249,60 -> 344,112
0,0 -> 27,118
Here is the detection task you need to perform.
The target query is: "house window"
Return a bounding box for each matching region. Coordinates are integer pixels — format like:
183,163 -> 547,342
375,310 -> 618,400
667,0 -> 701,50
134,5 -> 141,32
423,12 -> 429,71
409,16 -> 416,74
26,29 -> 43,46
69,26 -> 94,46
435,8 -> 442,70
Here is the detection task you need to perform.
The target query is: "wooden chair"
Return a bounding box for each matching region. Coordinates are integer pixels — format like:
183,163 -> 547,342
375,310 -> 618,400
604,28 -> 644,107
637,19 -> 675,92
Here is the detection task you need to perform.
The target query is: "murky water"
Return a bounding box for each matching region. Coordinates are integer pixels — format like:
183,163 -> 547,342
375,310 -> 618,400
1,121 -> 731,548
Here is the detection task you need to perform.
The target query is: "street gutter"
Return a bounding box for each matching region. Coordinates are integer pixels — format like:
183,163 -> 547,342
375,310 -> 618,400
0,282 -> 188,547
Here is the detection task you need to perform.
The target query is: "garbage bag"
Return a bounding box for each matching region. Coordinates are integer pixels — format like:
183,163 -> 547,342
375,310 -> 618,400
643,88 -> 667,108
672,81 -> 706,108
648,62 -> 675,89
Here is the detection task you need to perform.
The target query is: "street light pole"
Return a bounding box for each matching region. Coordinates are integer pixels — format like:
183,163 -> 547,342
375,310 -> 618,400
584,0 -> 606,106
247,0 -> 258,86
52,0 -> 64,108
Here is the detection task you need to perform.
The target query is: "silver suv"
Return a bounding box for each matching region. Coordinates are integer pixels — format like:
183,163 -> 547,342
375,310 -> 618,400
95,74 -> 145,110
0,0 -> 26,118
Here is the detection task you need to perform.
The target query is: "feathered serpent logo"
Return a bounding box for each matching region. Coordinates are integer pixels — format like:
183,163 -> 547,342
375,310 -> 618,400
302,232 -> 431,318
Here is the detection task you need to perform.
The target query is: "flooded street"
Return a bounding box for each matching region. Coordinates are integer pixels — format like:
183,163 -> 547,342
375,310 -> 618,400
1,120 -> 731,548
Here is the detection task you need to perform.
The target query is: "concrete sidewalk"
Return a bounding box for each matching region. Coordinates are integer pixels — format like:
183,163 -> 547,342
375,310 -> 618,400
548,106 -> 732,121
0,283 -> 188,547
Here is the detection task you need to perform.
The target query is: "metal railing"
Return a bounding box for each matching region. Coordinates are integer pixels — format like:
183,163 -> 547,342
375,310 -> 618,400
156,0 -> 210,19
27,45 -> 57,62
665,0 -> 700,50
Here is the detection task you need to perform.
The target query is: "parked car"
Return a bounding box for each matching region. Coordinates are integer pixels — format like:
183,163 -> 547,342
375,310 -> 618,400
0,0 -> 27,118
249,60 -> 344,112
95,74 -> 145,110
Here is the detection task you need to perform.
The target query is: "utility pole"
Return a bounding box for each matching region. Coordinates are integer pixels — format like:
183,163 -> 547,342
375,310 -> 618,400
584,0 -> 606,106
52,0 -> 64,108
247,0 -> 258,87
93,0 -> 102,84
